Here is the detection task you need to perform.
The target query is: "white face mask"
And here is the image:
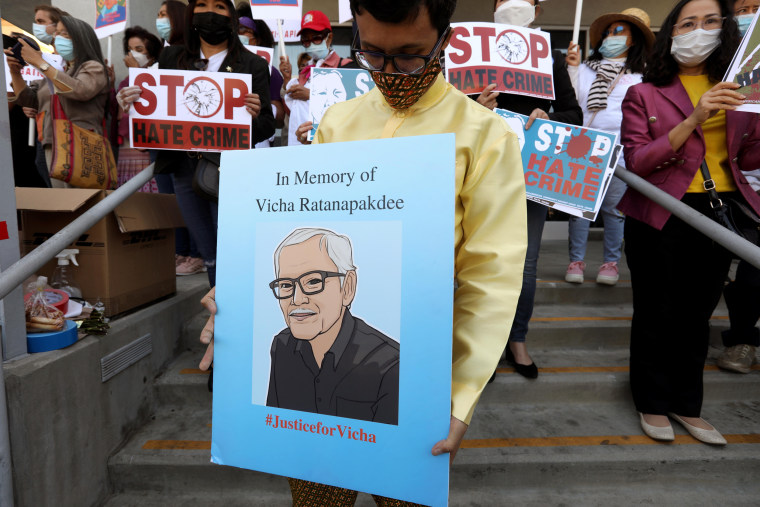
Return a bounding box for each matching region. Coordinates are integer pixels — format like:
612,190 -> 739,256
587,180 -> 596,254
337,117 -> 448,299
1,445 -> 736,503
494,0 -> 536,27
131,50 -> 150,68
670,28 -> 721,66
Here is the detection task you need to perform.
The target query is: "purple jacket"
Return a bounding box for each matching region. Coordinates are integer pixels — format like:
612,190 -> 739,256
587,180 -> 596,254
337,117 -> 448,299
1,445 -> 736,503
618,77 -> 760,230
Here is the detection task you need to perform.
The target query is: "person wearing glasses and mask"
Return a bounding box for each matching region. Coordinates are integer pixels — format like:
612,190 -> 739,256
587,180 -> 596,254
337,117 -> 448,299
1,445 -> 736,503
279,10 -> 352,147
563,9 -> 654,287
619,0 -> 760,445
476,0 -> 582,380
197,0 -> 526,503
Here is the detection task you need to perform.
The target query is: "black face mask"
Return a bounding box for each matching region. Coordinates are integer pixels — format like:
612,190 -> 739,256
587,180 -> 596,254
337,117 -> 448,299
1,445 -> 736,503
193,12 -> 232,46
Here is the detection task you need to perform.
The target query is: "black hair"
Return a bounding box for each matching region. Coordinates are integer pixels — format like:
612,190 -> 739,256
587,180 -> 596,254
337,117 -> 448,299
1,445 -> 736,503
349,0 -> 456,36
235,1 -> 252,19
643,0 -> 740,86
60,15 -> 106,75
162,0 -> 187,46
253,19 -> 275,48
178,0 -> 243,71
123,26 -> 163,61
587,21 -> 648,75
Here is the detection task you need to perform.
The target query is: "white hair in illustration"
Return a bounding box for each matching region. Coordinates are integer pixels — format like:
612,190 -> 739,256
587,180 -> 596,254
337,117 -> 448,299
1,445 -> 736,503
274,228 -> 357,281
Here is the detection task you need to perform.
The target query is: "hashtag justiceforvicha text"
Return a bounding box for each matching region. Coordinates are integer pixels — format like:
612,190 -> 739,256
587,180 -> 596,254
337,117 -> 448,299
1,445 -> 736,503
269,414 -> 377,443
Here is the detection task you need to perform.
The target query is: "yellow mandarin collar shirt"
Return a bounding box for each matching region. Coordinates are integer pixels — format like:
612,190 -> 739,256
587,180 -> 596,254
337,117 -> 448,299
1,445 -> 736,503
315,73 -> 528,424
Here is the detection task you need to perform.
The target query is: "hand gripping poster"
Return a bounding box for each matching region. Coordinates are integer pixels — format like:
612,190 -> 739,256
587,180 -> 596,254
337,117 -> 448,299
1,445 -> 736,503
308,67 -> 375,139
495,109 -> 621,220
444,22 -> 554,98
724,11 -> 760,112
212,135 -> 455,506
94,0 -> 127,39
128,68 -> 253,151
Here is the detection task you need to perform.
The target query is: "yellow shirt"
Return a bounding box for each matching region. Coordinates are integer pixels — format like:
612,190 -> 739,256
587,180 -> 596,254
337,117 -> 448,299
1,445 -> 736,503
315,74 -> 528,424
679,74 -> 737,193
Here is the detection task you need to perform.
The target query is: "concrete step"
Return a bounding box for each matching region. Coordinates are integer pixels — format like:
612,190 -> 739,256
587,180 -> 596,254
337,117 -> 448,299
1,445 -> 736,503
107,400 -> 760,505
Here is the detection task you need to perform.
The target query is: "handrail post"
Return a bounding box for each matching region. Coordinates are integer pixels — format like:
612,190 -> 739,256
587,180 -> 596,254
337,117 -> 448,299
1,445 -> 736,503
0,2 -> 18,503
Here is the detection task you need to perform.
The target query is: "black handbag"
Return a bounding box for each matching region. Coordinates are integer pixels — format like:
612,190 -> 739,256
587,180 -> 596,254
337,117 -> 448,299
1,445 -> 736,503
192,152 -> 221,202
699,160 -> 760,243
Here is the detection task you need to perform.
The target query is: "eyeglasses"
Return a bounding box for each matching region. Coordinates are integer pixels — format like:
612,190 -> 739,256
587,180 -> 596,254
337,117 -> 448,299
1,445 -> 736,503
673,16 -> 725,35
351,27 -> 450,76
269,270 -> 346,299
301,34 -> 327,48
603,25 -> 626,38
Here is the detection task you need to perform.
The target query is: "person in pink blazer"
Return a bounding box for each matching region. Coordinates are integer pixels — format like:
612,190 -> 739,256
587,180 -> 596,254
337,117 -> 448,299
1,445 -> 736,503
619,0 -> 760,446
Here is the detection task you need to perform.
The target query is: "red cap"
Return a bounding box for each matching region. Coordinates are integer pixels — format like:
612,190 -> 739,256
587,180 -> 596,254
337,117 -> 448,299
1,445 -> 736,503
297,10 -> 331,35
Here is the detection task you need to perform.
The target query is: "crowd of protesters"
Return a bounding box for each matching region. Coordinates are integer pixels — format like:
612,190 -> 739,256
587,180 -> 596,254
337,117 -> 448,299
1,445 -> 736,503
4,0 -> 760,465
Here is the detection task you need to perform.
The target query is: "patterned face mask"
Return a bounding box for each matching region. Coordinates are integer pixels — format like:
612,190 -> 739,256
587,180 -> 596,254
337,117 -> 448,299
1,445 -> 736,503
370,58 -> 442,110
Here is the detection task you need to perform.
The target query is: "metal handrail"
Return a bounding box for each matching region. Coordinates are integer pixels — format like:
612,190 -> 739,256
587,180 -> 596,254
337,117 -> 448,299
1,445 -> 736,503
615,165 -> 760,270
0,164 -> 155,301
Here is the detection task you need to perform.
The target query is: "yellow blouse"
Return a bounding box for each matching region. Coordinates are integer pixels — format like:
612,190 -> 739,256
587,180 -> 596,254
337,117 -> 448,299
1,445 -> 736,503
314,74 -> 528,424
679,74 -> 737,193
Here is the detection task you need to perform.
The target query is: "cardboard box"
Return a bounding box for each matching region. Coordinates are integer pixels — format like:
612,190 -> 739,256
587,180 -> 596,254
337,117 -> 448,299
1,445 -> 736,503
16,188 -> 186,317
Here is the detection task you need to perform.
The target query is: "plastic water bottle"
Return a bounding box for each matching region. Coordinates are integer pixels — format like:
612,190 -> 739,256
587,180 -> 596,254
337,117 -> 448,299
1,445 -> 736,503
50,249 -> 82,298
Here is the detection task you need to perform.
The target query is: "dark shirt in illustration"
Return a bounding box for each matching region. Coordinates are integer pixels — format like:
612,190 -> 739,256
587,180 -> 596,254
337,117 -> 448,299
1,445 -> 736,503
266,310 -> 399,425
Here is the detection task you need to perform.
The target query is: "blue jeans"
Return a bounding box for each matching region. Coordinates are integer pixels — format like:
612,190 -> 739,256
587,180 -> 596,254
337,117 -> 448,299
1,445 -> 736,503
155,172 -> 201,259
568,176 -> 626,263
171,157 -> 218,286
508,200 -> 547,343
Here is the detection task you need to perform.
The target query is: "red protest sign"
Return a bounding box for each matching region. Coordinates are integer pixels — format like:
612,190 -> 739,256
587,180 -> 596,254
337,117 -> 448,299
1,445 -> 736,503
445,22 -> 554,99
128,68 -> 253,151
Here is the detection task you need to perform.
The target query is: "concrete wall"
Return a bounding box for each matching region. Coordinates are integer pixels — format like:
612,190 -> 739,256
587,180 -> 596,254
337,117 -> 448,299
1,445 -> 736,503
3,278 -> 208,507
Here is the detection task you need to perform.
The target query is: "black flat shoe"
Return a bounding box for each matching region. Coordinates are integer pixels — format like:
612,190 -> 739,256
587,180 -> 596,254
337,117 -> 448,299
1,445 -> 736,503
504,347 -> 539,379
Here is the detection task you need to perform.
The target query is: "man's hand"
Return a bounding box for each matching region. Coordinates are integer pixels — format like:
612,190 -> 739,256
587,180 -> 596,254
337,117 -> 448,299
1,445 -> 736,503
244,93 -> 261,119
476,83 -> 498,110
279,55 -> 293,83
525,108 -> 550,129
286,84 -> 310,101
22,107 -> 38,118
431,416 -> 468,465
296,121 -> 313,145
199,287 -> 216,371
566,42 -> 580,67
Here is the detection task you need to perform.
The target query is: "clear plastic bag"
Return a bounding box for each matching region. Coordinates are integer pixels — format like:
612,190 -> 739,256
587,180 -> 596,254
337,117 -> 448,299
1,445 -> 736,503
25,276 -> 64,333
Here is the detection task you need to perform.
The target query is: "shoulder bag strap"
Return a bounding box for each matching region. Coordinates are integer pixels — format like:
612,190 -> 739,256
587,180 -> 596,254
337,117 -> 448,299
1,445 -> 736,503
583,68 -> 626,128
699,160 -> 726,211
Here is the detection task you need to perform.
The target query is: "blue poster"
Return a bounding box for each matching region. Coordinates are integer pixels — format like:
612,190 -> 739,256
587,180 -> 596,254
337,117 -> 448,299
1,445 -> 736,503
309,67 -> 374,139
213,134 -> 455,506
495,108 -> 621,220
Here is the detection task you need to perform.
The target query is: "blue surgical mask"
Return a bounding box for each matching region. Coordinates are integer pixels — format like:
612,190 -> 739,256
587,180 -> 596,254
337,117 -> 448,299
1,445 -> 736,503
238,34 -> 250,46
33,23 -> 54,44
305,41 -> 329,61
736,14 -> 754,36
156,18 -> 172,41
54,35 -> 75,62
599,35 -> 629,59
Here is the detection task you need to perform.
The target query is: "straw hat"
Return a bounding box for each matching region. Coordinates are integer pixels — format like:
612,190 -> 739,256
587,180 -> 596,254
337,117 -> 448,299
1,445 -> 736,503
589,8 -> 655,50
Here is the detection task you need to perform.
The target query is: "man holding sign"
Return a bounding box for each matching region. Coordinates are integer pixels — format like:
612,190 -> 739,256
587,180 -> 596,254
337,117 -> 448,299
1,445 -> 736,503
199,0 -> 528,503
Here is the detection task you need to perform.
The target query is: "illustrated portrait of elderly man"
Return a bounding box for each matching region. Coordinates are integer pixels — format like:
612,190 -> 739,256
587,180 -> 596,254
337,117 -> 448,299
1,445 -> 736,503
265,227 -> 399,425
310,68 -> 348,125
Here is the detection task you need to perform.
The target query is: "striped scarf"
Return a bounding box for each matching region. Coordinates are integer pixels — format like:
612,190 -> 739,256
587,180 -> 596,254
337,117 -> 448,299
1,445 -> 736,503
585,60 -> 626,112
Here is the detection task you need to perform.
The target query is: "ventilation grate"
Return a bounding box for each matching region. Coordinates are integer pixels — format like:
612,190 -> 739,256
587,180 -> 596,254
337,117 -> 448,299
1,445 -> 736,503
101,333 -> 152,382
